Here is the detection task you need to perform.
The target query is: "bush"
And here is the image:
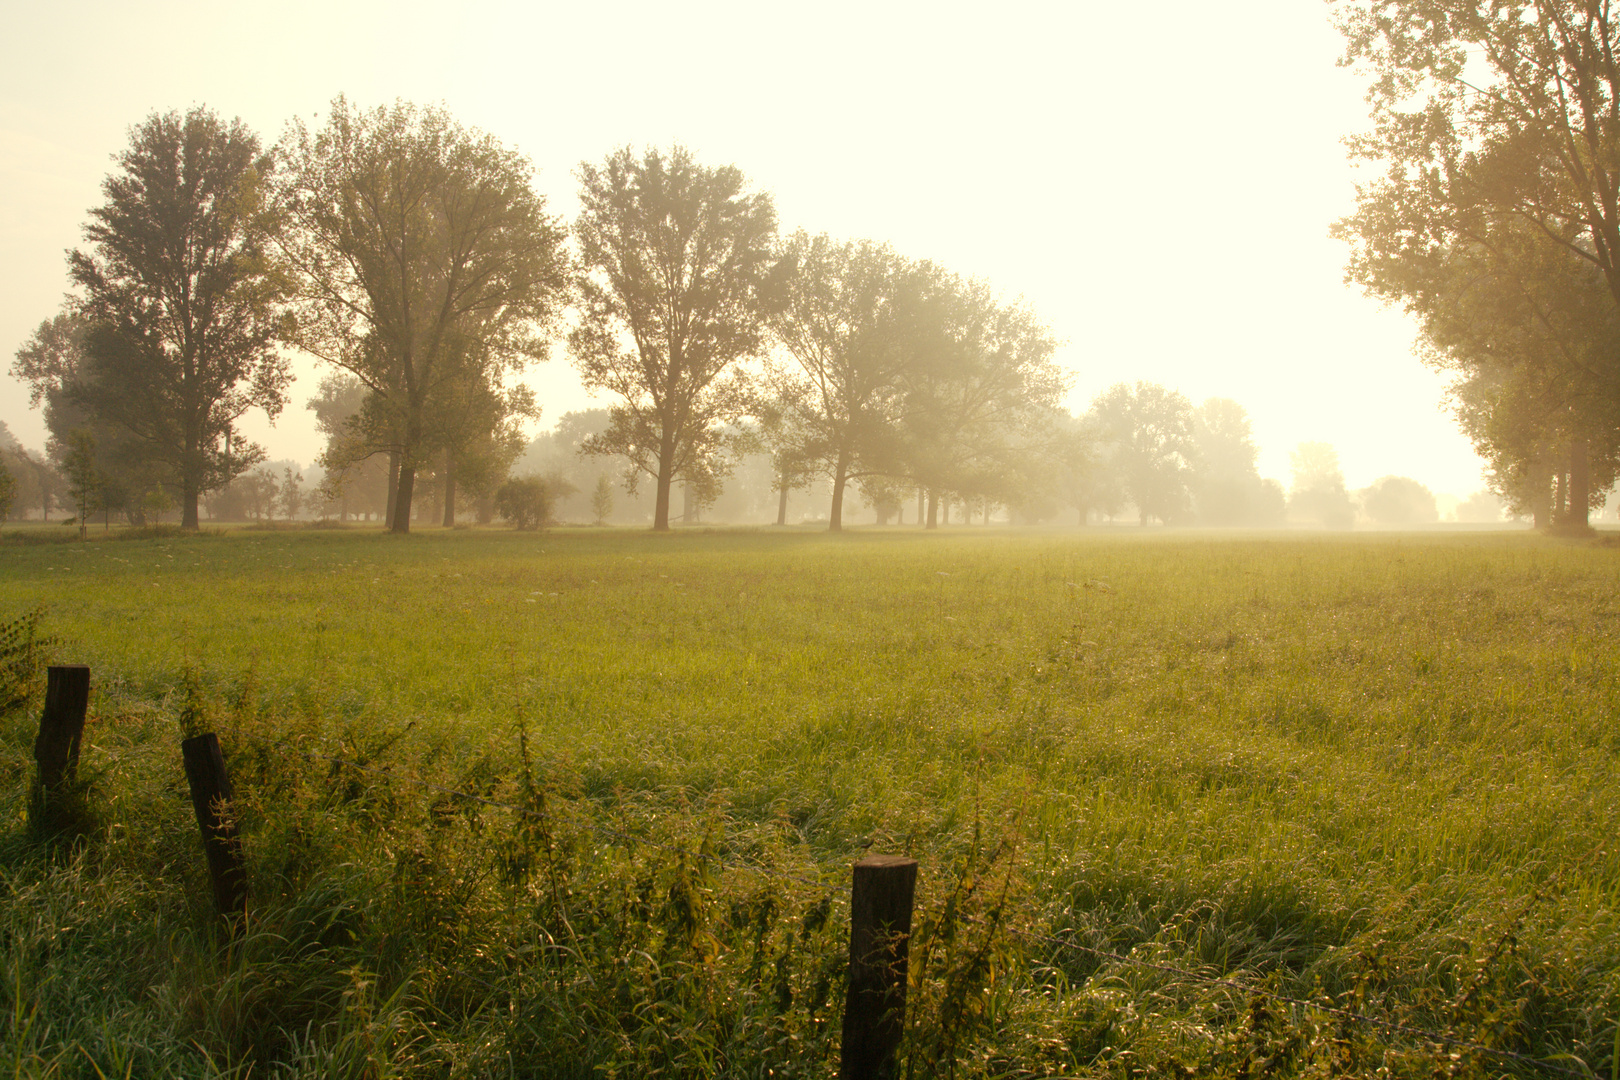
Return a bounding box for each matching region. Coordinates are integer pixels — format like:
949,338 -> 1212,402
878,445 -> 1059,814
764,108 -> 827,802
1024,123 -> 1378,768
495,474 -> 559,530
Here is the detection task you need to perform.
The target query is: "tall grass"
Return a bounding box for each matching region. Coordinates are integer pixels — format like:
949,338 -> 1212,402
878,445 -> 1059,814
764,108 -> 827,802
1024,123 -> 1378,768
0,525 -> 1616,1076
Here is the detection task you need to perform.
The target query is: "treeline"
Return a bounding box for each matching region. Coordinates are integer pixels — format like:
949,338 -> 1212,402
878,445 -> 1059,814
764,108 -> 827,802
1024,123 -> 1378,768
6,93 -> 1557,534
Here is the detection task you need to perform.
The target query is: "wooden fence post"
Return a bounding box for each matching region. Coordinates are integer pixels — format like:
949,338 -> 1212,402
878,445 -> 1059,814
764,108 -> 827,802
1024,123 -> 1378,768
181,733 -> 247,924
31,665 -> 91,830
840,854 -> 919,1080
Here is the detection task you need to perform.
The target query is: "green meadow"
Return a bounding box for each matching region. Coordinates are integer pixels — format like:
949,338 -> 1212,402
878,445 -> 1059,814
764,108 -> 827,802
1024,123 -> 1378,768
1,525 -> 1617,1078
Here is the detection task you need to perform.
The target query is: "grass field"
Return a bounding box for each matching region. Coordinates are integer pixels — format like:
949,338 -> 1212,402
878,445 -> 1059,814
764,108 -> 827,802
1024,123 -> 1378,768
1,524 -> 1617,1078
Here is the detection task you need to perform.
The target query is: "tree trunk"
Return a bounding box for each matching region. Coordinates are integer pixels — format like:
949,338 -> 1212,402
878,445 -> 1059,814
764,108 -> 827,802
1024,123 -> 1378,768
652,427 -> 675,530
442,452 -> 456,527
1529,450 -> 1551,529
392,464 -> 415,534
916,486 -> 924,527
385,451 -> 400,530
182,481 -> 200,531
926,490 -> 938,529
1565,438 -> 1591,528
653,473 -> 673,531
776,481 -> 789,526
830,456 -> 848,532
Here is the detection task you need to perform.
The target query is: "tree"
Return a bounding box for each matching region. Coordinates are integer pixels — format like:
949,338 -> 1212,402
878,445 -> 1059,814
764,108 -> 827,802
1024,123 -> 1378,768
1046,409 -> 1126,526
571,145 -> 777,531
1335,1 -> 1620,526
766,232 -> 919,530
897,270 -> 1066,527
1190,398 -> 1285,526
1457,489 -> 1508,522
427,369 -> 534,526
279,466 -> 304,522
240,467 -> 278,522
1287,442 -> 1355,528
277,98 -> 569,534
1359,475 -> 1439,525
0,459 -> 15,524
1345,189 -> 1620,527
60,430 -> 103,539
1089,382 -> 1199,525
307,373 -> 390,521
58,108 -> 291,530
591,473 -> 614,525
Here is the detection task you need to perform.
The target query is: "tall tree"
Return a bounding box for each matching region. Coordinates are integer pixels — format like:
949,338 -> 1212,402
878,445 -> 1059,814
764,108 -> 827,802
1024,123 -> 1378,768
898,270 -> 1066,527
1190,397 -> 1284,526
766,232 -> 917,530
277,98 -> 569,533
1089,382 -> 1199,525
61,108 -> 290,530
570,145 -> 777,531
1335,0 -> 1620,525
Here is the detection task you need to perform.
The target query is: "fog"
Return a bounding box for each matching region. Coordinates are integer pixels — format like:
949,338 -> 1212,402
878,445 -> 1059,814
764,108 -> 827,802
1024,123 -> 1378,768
1,0 -> 1487,498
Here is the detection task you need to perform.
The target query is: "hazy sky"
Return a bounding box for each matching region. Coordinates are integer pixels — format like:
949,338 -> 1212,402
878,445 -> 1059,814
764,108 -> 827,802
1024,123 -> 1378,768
0,0 -> 1490,496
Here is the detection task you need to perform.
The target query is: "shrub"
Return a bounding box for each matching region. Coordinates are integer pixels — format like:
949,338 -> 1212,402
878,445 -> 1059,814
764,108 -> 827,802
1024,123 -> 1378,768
495,474 -> 558,530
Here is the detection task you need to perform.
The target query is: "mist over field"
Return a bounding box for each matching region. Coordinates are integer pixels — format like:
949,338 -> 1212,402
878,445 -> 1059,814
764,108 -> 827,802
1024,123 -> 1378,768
4,1 -> 1620,1076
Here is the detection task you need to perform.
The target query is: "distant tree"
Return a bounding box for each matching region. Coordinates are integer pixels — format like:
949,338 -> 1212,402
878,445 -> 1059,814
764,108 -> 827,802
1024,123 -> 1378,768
1456,489 -> 1507,524
279,467 -> 304,522
1359,475 -> 1438,526
898,270 -> 1066,526
307,374 -> 390,521
1090,382 -> 1198,525
1287,442 -> 1355,529
428,372 -> 533,526
241,467 -> 278,522
591,473 -> 614,525
60,108 -> 290,530
513,408 -> 649,524
60,430 -> 103,538
1190,397 -> 1284,526
571,144 -> 777,531
0,426 -> 59,521
0,459 -> 15,523
278,97 -> 570,534
766,232 -> 920,530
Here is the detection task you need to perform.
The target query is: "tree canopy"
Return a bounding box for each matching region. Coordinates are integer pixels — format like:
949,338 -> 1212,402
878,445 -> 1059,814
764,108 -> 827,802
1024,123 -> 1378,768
570,145 -> 777,531
24,108 -> 291,529
276,97 -> 569,533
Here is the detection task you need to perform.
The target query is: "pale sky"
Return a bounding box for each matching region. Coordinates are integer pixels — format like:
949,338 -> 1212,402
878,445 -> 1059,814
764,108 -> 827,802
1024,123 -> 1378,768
0,0 -> 1490,497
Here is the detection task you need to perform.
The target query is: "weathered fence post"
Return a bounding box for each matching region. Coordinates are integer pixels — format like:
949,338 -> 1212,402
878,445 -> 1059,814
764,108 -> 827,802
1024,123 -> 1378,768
840,854 -> 919,1080
181,733 -> 247,924
31,665 -> 91,831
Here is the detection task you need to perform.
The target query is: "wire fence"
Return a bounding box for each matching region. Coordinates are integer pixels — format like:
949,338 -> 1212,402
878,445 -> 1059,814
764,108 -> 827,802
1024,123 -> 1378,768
269,738 -> 1596,1079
